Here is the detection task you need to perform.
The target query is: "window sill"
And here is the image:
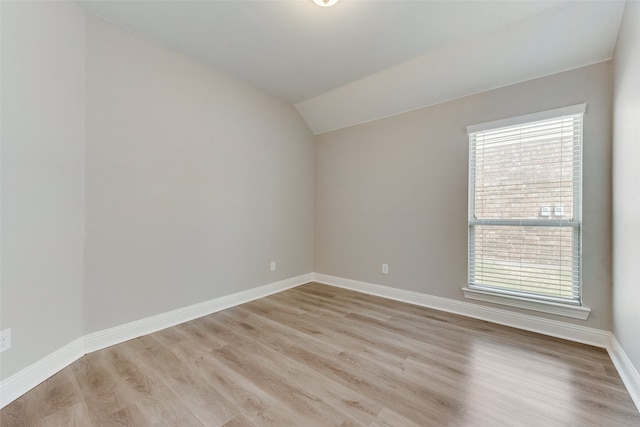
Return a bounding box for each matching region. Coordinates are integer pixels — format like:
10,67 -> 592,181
461,287 -> 591,320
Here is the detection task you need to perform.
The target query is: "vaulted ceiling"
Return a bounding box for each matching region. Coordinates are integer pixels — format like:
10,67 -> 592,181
79,0 -> 626,134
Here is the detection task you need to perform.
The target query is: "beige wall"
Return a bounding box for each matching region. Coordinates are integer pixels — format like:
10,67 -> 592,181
1,4 -> 314,382
0,1 -> 86,380
83,16 -> 315,333
315,62 -> 613,330
613,0 -> 640,374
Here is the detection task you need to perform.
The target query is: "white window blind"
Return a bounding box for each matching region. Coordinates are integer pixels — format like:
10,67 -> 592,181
467,105 -> 584,305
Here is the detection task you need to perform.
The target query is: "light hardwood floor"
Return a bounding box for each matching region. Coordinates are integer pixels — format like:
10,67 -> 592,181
2,282 -> 639,426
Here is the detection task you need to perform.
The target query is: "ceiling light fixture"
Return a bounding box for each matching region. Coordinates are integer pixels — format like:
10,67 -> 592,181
313,0 -> 339,7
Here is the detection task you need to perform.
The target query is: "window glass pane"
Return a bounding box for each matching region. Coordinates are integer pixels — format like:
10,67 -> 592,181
470,225 -> 578,301
468,111 -> 582,304
472,117 -> 578,220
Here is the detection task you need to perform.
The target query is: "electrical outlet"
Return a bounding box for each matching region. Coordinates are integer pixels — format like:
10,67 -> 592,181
0,329 -> 11,353
382,263 -> 389,274
270,261 -> 276,272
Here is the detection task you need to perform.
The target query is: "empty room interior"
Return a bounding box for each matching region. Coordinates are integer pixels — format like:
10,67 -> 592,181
2,0 -> 640,425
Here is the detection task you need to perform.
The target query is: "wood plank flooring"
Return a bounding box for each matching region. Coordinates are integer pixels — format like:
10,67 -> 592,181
2,282 -> 639,426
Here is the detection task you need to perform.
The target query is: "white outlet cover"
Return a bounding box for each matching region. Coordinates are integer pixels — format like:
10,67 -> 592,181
0,329 -> 11,353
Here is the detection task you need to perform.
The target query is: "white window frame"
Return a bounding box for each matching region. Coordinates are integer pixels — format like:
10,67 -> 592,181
462,104 -> 591,320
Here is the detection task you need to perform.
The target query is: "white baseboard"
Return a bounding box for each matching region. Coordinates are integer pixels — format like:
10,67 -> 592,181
83,273 -> 312,353
608,334 -> 640,410
0,338 -> 84,409
312,273 -> 611,348
3,272 -> 638,414
0,273 -> 312,409
312,273 -> 640,412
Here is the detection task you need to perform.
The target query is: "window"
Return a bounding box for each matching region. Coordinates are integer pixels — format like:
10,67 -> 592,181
463,104 -> 591,319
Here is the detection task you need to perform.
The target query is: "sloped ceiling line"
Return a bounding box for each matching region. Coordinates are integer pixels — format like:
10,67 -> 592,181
79,0 -> 625,135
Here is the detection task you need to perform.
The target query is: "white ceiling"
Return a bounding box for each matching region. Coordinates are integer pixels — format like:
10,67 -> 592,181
79,0 -> 626,134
